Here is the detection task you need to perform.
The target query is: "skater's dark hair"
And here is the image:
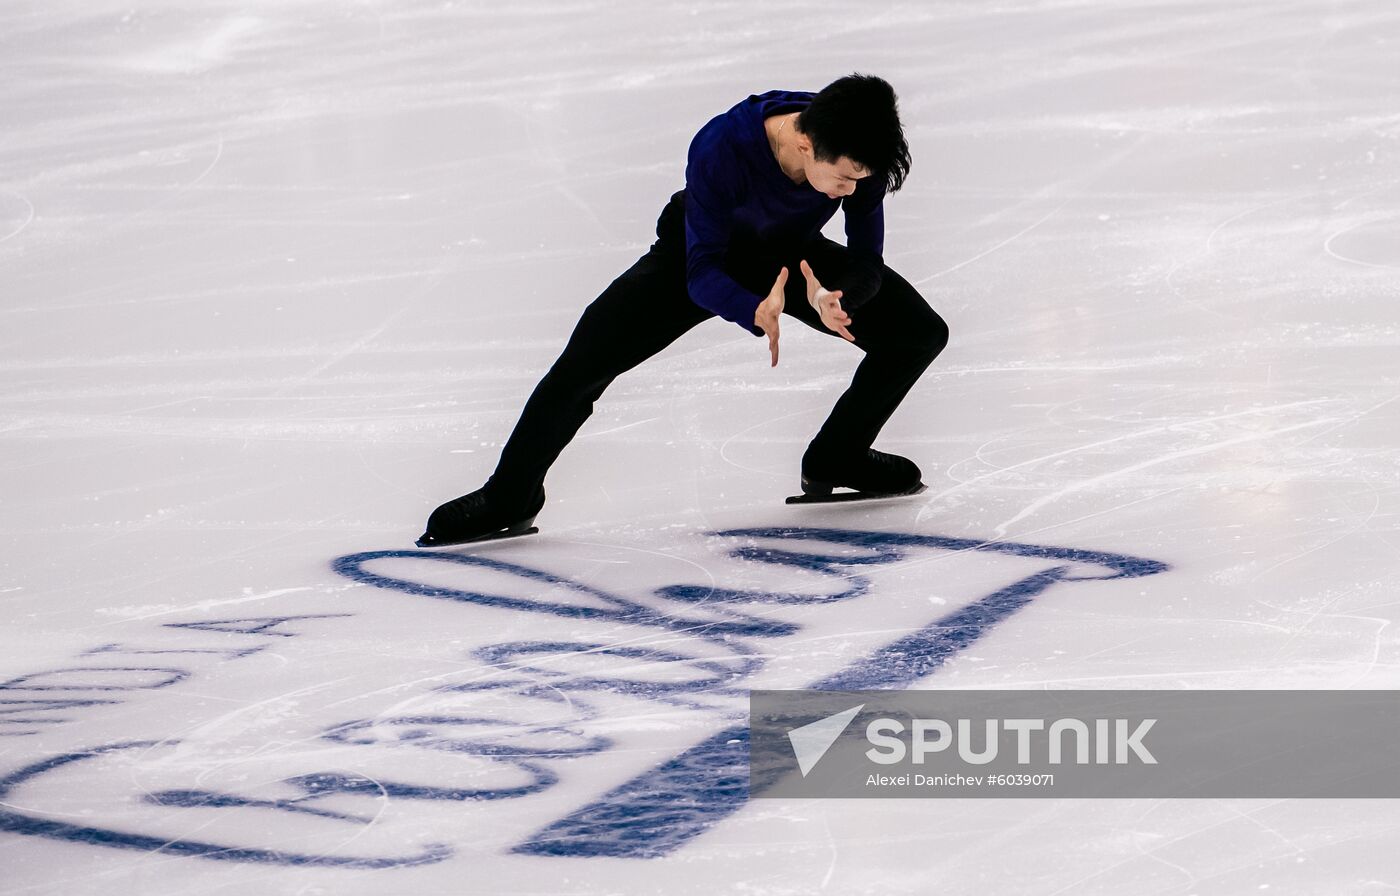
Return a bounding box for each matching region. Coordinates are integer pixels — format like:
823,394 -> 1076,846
796,73 -> 911,194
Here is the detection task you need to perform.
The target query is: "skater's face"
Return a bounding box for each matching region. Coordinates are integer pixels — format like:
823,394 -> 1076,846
807,156 -> 870,199
796,138 -> 871,199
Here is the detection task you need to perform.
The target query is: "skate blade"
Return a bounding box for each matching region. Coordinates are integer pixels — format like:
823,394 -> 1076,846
785,483 -> 927,505
415,524 -> 539,548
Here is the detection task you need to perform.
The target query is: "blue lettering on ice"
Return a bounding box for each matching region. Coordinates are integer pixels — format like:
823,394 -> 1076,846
0,527 -> 1166,866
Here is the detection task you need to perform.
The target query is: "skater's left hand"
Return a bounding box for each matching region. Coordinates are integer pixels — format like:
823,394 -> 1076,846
754,266 -> 788,367
800,259 -> 854,342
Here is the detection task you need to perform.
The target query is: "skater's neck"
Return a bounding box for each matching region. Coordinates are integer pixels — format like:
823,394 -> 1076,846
765,112 -> 807,185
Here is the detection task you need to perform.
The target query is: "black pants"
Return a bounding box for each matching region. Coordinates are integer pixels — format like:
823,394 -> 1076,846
486,189 -> 949,501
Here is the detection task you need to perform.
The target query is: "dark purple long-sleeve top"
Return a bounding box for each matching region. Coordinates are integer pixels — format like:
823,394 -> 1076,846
684,89 -> 887,335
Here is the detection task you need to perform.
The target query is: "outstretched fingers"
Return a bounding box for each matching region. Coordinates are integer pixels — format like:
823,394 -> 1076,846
759,266 -> 788,368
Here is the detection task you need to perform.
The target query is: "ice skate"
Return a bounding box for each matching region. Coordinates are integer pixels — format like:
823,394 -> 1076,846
787,448 -> 926,505
416,487 -> 545,548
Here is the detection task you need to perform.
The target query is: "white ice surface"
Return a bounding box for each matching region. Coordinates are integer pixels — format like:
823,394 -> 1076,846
3,1 -> 1400,893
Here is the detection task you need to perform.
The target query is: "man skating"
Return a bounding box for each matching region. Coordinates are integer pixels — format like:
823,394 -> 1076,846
418,73 -> 948,547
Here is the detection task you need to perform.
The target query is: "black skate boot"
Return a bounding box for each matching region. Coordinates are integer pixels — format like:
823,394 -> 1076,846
416,486 -> 545,547
788,447 -> 926,505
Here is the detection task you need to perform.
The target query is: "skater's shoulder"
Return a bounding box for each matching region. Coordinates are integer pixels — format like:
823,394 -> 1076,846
740,88 -> 817,108
689,89 -> 814,162
727,88 -> 816,130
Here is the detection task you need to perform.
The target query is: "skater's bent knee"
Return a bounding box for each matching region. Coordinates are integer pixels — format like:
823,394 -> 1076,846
893,310 -> 948,363
923,314 -> 950,360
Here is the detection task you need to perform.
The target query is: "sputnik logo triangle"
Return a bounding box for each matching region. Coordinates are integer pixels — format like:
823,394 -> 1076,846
786,703 -> 865,777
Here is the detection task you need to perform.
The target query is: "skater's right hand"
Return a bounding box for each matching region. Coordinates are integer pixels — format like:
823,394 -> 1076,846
800,259 -> 854,343
754,266 -> 788,367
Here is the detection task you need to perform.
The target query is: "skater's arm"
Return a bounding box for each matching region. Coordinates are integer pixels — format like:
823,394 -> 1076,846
837,180 -> 886,310
684,138 -> 765,336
